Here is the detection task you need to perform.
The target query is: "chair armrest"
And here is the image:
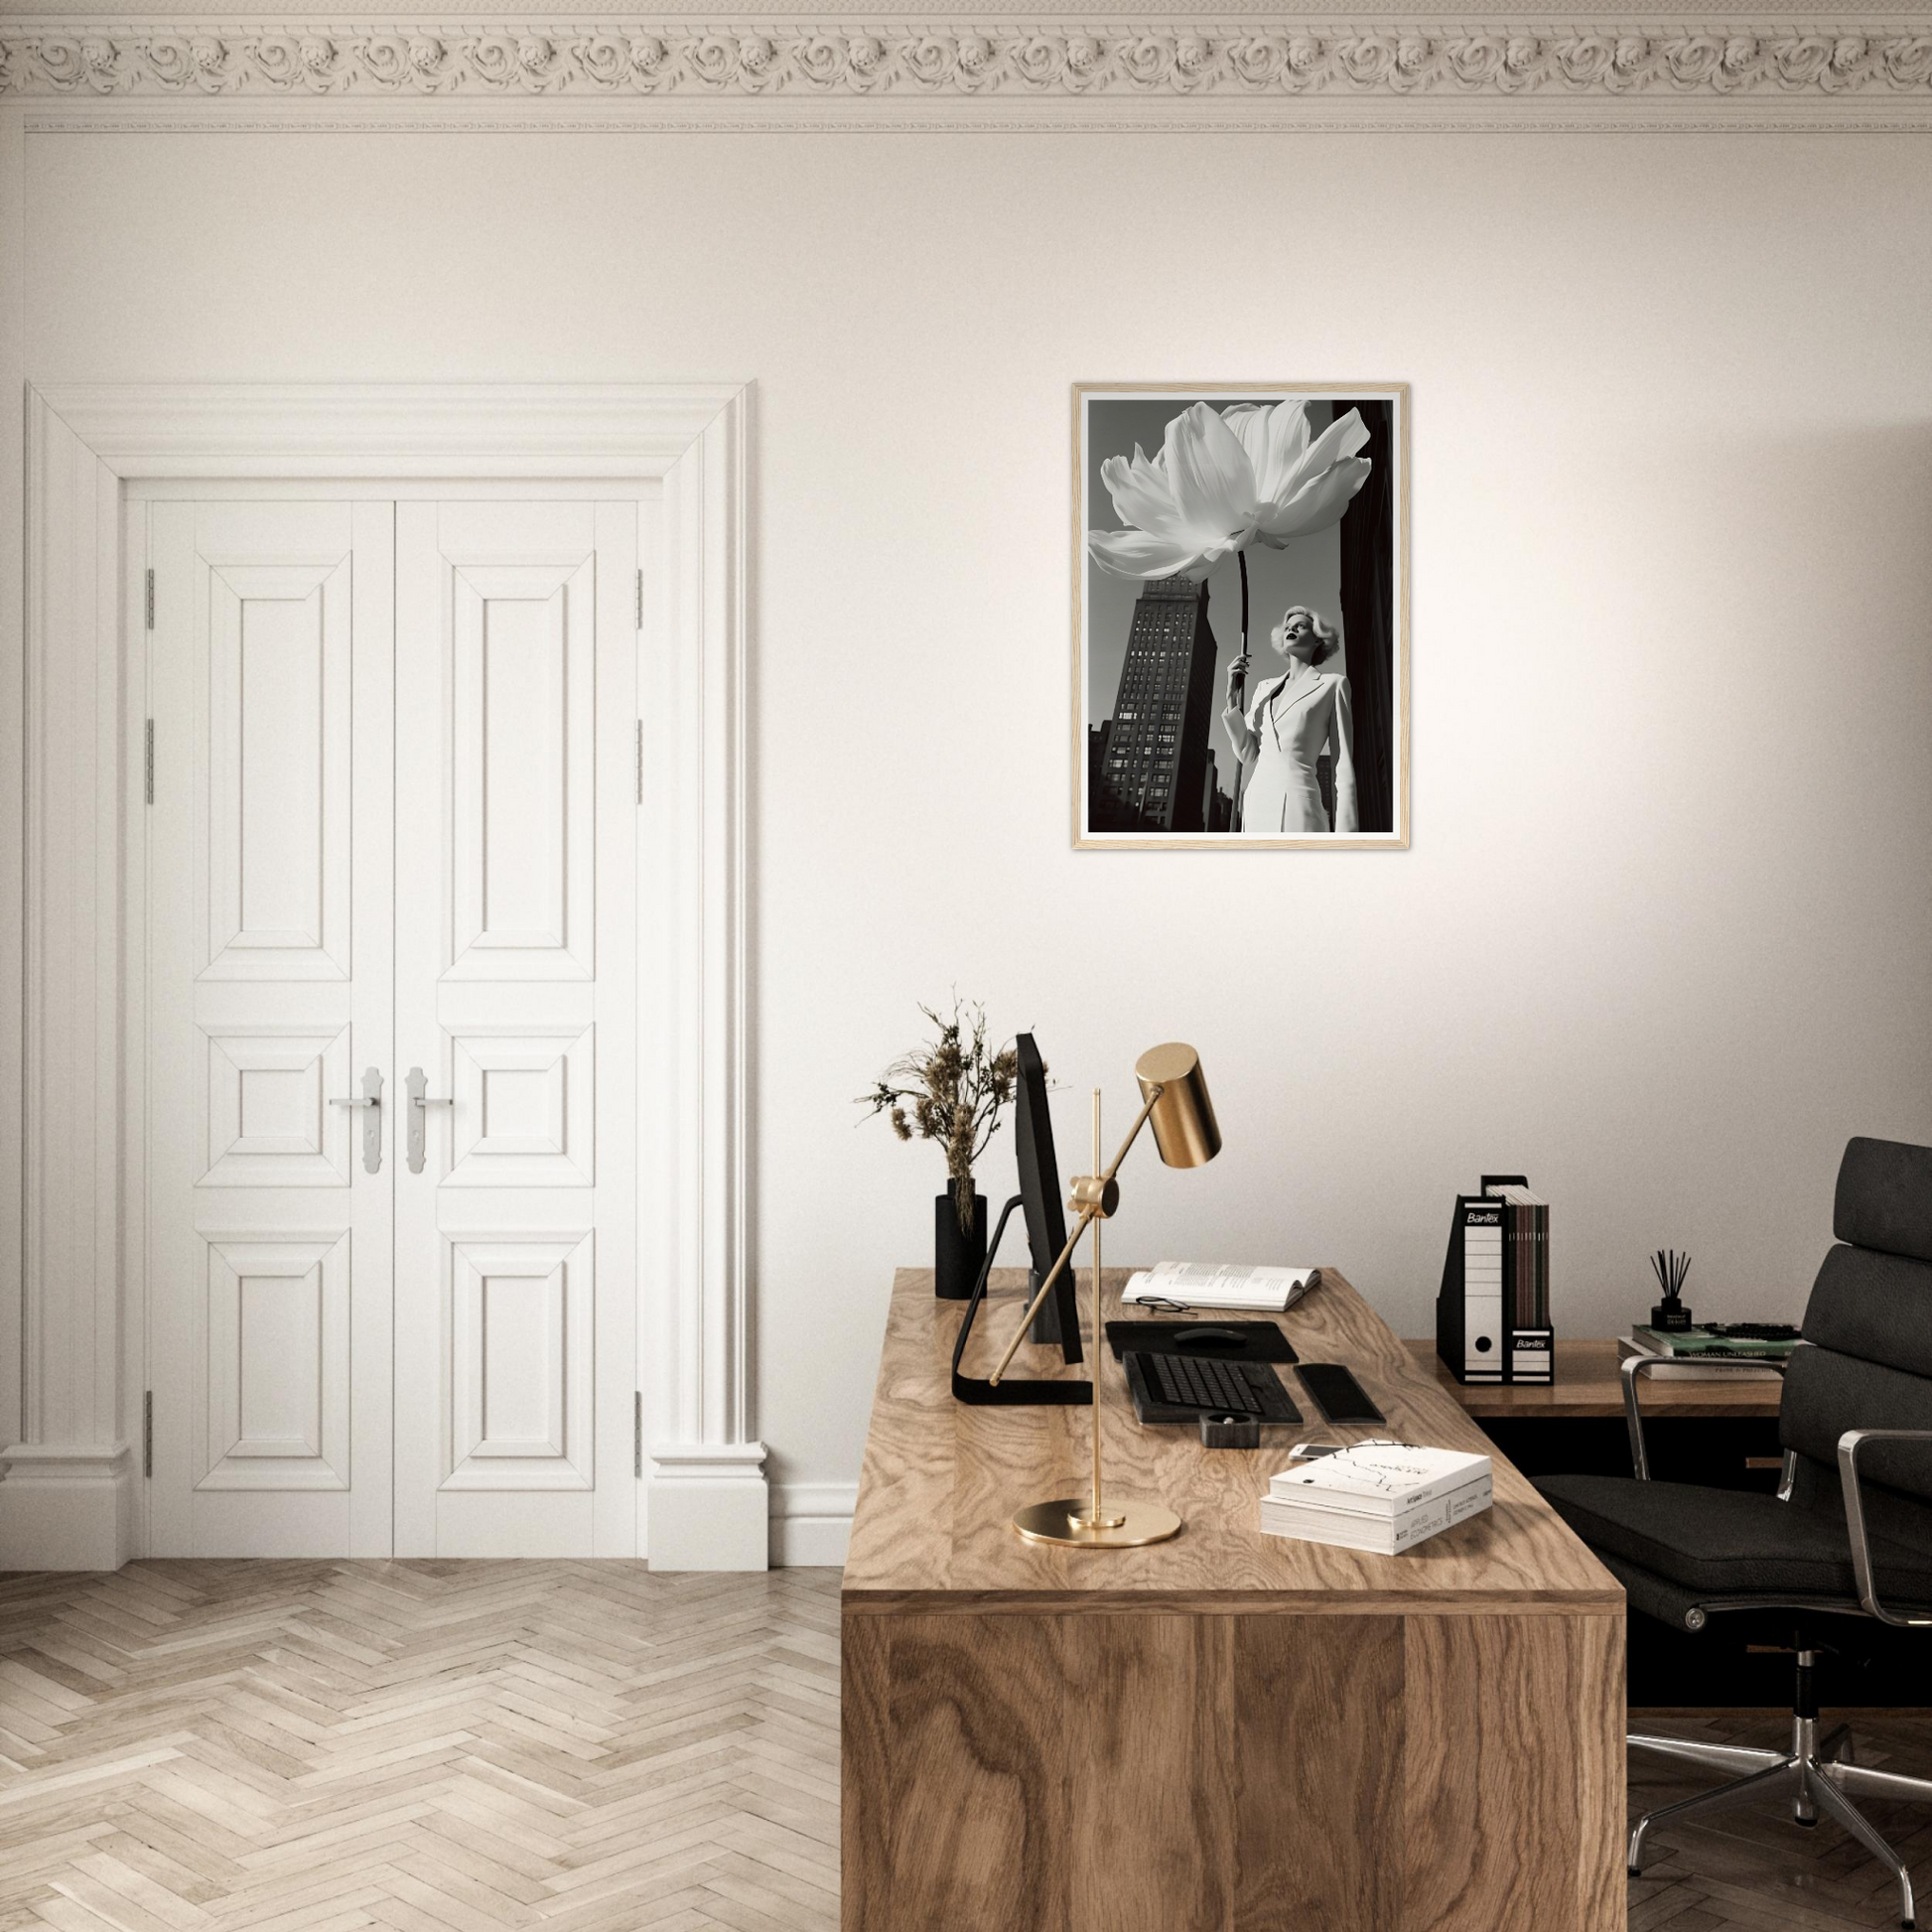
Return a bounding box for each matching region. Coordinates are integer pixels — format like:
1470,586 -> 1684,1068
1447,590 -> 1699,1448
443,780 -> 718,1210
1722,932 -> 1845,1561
1621,1351 -> 1788,1481
1838,1429 -> 1932,1627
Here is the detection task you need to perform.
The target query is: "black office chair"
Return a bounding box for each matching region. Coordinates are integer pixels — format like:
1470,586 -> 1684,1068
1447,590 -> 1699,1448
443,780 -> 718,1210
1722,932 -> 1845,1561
1537,1136 -> 1932,1930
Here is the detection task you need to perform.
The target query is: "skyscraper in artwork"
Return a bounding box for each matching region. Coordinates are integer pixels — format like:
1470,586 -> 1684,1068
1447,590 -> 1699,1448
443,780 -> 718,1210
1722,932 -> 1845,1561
1089,576 -> 1220,833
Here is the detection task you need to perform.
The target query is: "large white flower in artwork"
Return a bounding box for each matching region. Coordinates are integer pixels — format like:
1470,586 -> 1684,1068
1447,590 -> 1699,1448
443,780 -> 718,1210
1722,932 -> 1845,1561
1087,399 -> 1373,581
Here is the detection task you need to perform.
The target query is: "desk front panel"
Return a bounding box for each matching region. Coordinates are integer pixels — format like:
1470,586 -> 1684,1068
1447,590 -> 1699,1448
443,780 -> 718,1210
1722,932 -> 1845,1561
843,1602 -> 1623,1932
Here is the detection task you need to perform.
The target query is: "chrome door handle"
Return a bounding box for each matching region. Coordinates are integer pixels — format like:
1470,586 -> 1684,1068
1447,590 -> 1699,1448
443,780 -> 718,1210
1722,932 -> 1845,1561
329,1066 -> 385,1174
405,1066 -> 454,1175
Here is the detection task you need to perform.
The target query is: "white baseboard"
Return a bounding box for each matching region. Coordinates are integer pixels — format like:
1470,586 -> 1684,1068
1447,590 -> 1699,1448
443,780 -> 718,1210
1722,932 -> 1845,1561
0,1443 -> 136,1571
770,1481 -> 855,1568
0,1440 -> 851,1574
646,1441 -> 769,1571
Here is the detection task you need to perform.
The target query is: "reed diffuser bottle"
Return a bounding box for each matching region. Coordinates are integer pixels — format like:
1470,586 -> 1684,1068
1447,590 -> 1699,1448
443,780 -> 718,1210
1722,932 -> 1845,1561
1650,1249 -> 1694,1332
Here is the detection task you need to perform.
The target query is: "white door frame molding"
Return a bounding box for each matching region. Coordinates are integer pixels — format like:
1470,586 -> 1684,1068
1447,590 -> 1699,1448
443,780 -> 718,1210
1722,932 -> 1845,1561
1,381 -> 762,1571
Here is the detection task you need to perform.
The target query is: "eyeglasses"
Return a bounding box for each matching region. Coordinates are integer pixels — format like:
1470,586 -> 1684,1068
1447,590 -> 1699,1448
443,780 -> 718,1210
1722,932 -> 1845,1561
1135,1282 -> 1317,1317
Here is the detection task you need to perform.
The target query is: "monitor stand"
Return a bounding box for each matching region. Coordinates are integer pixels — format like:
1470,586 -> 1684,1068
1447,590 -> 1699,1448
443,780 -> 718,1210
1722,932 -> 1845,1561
951,1195 -> 1091,1407
1030,1269 -> 1071,1346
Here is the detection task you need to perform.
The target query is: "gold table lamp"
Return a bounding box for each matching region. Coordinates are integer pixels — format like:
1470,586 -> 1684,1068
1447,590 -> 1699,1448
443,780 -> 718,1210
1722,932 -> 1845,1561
987,1042 -> 1221,1549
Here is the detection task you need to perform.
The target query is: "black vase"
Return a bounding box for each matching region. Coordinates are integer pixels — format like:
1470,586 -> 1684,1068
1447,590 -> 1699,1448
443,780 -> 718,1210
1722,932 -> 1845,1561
934,1185 -> 988,1300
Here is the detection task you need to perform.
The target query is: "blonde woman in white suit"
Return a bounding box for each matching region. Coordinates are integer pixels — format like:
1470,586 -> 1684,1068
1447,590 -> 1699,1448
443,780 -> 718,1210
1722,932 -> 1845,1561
1223,605 -> 1359,835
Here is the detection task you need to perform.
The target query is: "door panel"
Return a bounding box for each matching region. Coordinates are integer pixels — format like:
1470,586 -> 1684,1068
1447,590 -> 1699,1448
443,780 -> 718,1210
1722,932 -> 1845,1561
200,1232 -> 350,1489
393,501 -> 637,1557
446,1231 -> 594,1488
449,564 -> 595,979
203,564 -> 352,978
445,1026 -> 596,1187
148,501 -> 395,1557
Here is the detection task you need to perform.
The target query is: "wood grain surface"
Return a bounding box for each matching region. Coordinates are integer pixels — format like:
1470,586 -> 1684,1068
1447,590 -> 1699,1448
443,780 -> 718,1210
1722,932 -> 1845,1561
842,1607 -> 1624,1932
1401,1612 -> 1625,1932
843,1268 -> 1621,1612
0,1560 -> 842,1932
1409,1337 -> 1784,1419
1069,1613 -> 1233,1931
1234,1615 -> 1403,1929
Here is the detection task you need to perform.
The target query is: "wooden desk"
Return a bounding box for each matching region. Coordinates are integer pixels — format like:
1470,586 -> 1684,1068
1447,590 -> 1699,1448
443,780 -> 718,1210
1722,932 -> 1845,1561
843,1269 -> 1625,1932
1407,1337 -> 1784,1419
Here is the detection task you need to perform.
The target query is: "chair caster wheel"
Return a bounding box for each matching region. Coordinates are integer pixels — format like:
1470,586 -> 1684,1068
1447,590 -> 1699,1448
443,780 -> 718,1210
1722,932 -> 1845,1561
1627,1868 -> 1641,1878
1795,1816 -> 1818,1828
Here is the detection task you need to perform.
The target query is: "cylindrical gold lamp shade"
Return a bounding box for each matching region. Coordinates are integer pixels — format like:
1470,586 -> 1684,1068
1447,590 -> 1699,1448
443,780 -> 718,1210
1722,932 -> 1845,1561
1134,1042 -> 1221,1170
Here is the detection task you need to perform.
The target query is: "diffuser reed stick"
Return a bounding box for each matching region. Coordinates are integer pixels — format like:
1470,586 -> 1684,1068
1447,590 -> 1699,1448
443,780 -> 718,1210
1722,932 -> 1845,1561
1649,1248 -> 1694,1330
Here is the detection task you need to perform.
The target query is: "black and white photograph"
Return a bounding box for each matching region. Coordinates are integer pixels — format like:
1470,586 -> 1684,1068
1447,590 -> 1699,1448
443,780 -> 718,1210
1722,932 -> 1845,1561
1075,383 -> 1409,848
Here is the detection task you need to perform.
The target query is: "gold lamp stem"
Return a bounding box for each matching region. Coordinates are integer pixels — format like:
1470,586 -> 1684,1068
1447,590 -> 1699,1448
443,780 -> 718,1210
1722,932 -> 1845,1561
1092,1089 -> 1103,1526
1071,1090 -> 1124,1533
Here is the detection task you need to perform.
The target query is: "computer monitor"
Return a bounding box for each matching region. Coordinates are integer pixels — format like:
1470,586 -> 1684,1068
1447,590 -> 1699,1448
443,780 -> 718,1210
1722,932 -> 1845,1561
948,1033 -> 1090,1405
1013,1033 -> 1083,1364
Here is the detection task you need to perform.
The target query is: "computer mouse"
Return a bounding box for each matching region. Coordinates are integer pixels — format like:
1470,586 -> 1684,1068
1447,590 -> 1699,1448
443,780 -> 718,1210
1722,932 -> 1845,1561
1175,1326 -> 1247,1350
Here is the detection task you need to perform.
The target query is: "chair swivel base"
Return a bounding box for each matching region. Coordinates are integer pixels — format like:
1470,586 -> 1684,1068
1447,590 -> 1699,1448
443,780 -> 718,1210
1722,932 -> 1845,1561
1629,1716 -> 1930,1929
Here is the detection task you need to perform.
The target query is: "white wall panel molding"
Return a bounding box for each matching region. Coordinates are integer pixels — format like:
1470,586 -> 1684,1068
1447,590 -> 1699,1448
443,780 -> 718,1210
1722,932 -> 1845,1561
641,382 -> 765,1572
10,383 -> 759,1570
28,384 -> 752,478
770,1480 -> 855,1568
3,18 -> 1932,126
0,106 -> 25,1482
0,389 -> 133,1574
0,1442 -> 135,1571
647,1445 -> 769,1571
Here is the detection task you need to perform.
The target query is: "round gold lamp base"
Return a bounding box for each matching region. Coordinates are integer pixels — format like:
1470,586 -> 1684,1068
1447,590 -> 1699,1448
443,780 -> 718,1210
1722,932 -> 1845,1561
1012,1497 -> 1183,1549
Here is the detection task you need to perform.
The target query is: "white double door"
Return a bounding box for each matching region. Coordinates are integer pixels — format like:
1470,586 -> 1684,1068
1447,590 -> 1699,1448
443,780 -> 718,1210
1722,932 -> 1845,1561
147,495 -> 638,1557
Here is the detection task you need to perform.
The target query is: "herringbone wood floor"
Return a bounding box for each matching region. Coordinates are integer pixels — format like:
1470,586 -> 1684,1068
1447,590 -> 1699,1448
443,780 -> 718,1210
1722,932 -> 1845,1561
0,1562 -> 840,1932
3,1562 -> 1931,1930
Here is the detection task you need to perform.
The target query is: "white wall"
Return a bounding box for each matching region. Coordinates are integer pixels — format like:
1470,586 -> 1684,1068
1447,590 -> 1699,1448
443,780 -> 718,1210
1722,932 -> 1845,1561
21,127 -> 1932,1540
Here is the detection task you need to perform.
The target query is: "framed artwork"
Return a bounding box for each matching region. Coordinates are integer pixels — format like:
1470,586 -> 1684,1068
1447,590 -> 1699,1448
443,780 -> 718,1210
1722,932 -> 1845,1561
1074,382 -> 1409,849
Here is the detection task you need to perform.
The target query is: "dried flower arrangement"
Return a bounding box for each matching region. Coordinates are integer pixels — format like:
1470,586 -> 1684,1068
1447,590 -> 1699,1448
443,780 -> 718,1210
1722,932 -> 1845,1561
860,998 -> 1021,1233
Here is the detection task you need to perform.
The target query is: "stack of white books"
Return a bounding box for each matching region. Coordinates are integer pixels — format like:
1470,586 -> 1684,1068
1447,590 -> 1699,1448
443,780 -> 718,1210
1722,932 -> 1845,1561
1259,1442 -> 1493,1556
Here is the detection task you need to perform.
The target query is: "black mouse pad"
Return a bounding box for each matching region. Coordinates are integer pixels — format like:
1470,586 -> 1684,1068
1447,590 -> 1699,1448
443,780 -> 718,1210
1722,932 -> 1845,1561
1104,1319 -> 1298,1364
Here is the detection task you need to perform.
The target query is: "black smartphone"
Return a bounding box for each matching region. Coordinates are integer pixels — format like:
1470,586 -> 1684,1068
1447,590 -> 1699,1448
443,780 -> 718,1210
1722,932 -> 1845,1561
1295,1363 -> 1385,1426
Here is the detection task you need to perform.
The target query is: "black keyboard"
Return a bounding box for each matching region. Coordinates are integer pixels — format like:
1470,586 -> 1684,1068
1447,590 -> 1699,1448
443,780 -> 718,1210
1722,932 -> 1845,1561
1126,1350 -> 1302,1423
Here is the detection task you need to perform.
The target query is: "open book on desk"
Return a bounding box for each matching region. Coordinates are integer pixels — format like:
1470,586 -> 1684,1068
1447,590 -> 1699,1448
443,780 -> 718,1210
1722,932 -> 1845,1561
1122,1261 -> 1320,1313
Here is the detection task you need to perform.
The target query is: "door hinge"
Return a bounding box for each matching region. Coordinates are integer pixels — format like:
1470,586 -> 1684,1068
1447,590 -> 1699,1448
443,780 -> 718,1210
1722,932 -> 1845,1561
144,720 -> 155,804
144,568 -> 155,630
635,721 -> 644,806
635,568 -> 644,631
143,1391 -> 153,1477
633,1392 -> 643,1479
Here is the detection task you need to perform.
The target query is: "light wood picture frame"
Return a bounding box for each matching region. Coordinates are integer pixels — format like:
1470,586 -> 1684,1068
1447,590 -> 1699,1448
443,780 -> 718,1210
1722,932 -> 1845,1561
1074,381 -> 1410,850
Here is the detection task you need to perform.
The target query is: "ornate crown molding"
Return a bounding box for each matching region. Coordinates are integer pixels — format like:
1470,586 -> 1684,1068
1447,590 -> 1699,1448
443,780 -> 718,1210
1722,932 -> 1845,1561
3,16 -> 1931,117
